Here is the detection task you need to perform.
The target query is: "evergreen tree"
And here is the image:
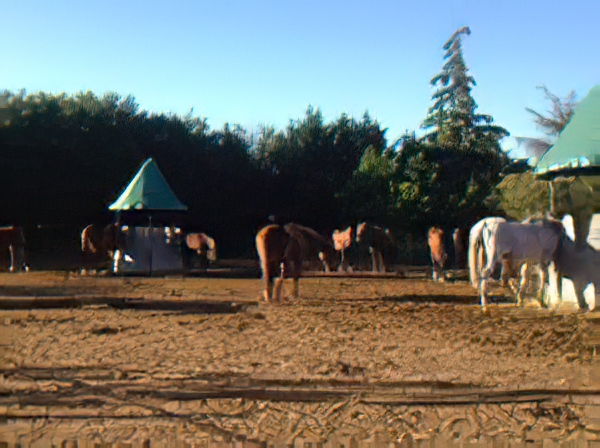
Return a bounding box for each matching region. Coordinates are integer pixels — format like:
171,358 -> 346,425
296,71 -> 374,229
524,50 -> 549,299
421,26 -> 509,150
388,27 -> 511,231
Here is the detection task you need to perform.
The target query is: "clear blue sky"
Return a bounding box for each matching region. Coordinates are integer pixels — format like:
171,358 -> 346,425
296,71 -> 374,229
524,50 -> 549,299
2,0 -> 598,157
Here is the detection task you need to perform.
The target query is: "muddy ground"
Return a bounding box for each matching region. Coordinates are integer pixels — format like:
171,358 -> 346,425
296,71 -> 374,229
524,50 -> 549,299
1,271 -> 600,447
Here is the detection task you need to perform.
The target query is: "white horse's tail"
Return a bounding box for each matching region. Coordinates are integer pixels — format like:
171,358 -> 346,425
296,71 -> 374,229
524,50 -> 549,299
468,220 -> 485,288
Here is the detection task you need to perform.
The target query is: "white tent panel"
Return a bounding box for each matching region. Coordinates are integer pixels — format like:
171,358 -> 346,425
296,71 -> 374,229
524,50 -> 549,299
114,226 -> 183,274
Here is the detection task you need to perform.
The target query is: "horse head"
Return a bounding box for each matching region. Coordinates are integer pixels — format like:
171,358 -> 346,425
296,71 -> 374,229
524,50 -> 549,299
332,226 -> 353,251
318,242 -> 338,272
356,222 -> 368,243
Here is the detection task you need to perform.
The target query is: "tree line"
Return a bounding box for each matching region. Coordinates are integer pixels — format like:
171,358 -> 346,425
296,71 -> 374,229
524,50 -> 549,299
0,27 -> 524,264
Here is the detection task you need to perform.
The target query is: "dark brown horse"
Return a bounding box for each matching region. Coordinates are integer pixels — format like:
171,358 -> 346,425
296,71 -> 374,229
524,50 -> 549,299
452,227 -> 468,269
355,222 -> 394,272
428,227 -> 447,282
255,223 -> 337,302
0,226 -> 28,272
81,223 -> 127,274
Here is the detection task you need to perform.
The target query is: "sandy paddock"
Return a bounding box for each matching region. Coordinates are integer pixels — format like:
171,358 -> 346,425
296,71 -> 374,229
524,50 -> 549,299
1,271 -> 600,447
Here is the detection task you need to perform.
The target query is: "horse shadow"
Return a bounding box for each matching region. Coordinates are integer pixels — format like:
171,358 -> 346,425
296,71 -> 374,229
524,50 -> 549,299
379,294 -> 515,306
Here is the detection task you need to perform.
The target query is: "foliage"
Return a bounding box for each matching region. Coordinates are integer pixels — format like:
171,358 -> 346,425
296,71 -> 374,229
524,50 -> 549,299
389,134 -> 507,230
0,27 -> 517,262
251,107 -> 387,229
421,27 -> 509,151
387,27 -> 511,233
493,171 -> 550,220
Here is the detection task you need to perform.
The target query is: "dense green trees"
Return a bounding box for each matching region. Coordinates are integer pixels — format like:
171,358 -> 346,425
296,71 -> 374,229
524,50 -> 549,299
380,27 -> 511,234
0,27 -> 517,263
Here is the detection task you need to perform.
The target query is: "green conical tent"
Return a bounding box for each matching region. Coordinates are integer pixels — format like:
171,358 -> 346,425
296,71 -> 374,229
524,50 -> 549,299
535,85 -> 600,178
108,158 -> 187,211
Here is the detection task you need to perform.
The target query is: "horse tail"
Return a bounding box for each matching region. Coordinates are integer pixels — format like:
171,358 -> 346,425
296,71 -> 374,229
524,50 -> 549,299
82,225 -> 97,253
205,235 -> 217,262
468,220 -> 484,288
255,228 -> 269,278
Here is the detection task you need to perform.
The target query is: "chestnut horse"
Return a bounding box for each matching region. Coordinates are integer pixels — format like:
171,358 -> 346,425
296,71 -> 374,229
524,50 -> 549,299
332,226 -> 355,272
255,223 -> 337,302
0,226 -> 28,272
81,223 -> 127,273
183,232 -> 217,269
427,227 -> 447,282
355,222 -> 394,272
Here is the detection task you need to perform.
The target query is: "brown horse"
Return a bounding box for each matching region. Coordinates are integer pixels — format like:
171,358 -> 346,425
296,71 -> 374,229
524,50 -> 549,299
428,227 -> 447,282
183,232 -> 217,269
0,226 -> 28,272
452,227 -> 468,269
255,223 -> 337,302
81,223 -> 127,274
355,222 -> 394,272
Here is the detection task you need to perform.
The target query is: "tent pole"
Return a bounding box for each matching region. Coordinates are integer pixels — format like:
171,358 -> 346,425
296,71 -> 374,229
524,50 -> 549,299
148,215 -> 153,277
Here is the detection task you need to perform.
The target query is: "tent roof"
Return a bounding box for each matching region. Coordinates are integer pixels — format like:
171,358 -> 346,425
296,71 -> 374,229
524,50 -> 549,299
535,85 -> 600,177
108,158 -> 187,211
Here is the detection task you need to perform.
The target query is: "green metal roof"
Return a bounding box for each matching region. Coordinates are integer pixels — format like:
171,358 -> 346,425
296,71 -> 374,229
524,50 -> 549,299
535,85 -> 600,177
108,158 -> 187,211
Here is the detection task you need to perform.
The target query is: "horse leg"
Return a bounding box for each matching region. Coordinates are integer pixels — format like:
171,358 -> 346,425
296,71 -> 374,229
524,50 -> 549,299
480,276 -> 490,311
537,264 -> 547,308
379,252 -> 385,273
517,263 -> 528,307
292,274 -> 299,298
480,262 -> 495,311
500,253 -> 512,287
573,280 -> 590,311
8,244 -> 15,273
263,270 -> 273,302
288,259 -> 301,298
260,259 -> 273,302
273,266 -> 285,302
431,258 -> 439,282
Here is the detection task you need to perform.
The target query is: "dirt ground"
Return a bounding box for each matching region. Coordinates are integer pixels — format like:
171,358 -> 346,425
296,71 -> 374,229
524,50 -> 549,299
2,270 -> 600,447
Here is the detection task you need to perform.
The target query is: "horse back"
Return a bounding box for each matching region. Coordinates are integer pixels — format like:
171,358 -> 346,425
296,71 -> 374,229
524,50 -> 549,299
256,225 -> 290,265
428,227 -> 446,262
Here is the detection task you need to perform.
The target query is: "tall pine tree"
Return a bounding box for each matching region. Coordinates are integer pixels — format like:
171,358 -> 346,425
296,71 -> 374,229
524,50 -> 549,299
421,26 -> 509,151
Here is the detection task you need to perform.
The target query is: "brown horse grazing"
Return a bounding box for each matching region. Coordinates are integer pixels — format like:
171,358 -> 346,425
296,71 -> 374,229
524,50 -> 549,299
81,224 -> 127,274
284,223 -> 337,273
0,226 -> 28,272
452,227 -> 468,269
256,223 -> 337,302
428,227 -> 447,282
183,232 -> 217,269
355,222 -> 394,272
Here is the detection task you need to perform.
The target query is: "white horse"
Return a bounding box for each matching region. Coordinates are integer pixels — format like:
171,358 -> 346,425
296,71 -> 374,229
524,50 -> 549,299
469,217 -> 565,310
550,236 -> 600,311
